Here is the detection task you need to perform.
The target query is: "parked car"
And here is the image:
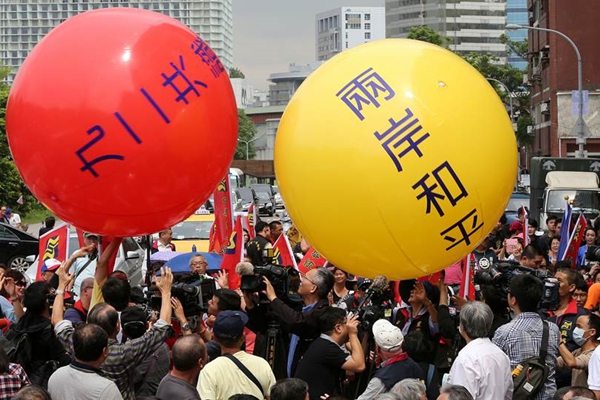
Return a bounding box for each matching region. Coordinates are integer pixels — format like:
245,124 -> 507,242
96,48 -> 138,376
272,186 -> 284,209
236,187 -> 258,213
255,191 -> 275,216
505,192 -> 530,224
0,222 -> 38,272
171,213 -> 215,253
25,233 -> 146,290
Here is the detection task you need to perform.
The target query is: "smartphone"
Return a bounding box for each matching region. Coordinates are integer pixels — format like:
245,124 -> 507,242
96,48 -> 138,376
506,238 -> 518,254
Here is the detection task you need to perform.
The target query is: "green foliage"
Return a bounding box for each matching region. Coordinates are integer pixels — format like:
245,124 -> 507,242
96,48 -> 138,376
407,26 -> 448,47
500,34 -> 529,60
0,62 -> 38,214
235,109 -> 257,160
229,67 -> 245,79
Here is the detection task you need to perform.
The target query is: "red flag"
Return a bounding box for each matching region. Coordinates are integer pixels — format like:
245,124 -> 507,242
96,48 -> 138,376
245,203 -> 257,240
208,221 -> 222,253
272,234 -> 298,269
220,216 -> 243,289
298,247 -> 327,275
460,253 -> 475,300
37,223 -> 69,281
213,175 -> 233,252
417,271 -> 443,285
564,214 -> 587,268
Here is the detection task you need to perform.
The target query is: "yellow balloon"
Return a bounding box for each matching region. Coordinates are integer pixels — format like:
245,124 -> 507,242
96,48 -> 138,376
275,39 -> 517,280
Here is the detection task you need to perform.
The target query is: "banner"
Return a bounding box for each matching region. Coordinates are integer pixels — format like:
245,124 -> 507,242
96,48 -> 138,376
213,175 -> 233,253
208,221 -> 222,253
564,214 -> 587,268
460,253 -> 475,300
220,216 -> 243,289
37,223 -> 69,281
557,200 -> 573,261
272,234 -> 298,269
245,203 -> 257,240
298,247 -> 327,275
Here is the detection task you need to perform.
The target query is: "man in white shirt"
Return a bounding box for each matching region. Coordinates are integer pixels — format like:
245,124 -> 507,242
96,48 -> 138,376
6,209 -> 21,229
448,301 -> 513,400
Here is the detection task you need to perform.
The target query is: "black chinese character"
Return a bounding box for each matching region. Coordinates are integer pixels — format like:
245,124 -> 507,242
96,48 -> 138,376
374,108 -> 430,172
413,161 -> 468,216
440,209 -> 484,251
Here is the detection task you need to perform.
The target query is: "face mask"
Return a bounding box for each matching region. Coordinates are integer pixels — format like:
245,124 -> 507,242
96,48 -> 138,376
573,327 -> 588,346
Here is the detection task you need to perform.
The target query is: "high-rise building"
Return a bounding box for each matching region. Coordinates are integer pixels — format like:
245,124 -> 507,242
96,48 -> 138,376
385,0 -> 506,59
316,6 -> 385,61
506,0 -> 527,69
526,0 -> 600,159
0,0 -> 233,83
267,62 -> 323,106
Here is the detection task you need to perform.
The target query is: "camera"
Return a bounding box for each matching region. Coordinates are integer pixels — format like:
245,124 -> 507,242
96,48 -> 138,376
586,246 -> 600,263
474,261 -> 560,311
240,264 -> 302,306
148,272 -> 216,317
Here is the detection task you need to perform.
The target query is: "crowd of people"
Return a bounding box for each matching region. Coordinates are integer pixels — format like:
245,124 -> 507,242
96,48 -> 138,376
3,209 -> 600,400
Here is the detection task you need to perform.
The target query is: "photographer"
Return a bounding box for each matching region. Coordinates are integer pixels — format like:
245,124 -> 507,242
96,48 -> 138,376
244,267 -> 334,378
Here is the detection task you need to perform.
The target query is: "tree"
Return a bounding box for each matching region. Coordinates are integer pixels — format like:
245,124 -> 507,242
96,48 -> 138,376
461,52 -> 533,146
500,34 -> 528,60
407,26 -> 448,47
0,62 -> 37,214
229,67 -> 245,79
235,109 -> 257,160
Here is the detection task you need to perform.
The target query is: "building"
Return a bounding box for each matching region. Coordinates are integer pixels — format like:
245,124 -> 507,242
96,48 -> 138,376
267,62 -> 322,106
526,0 -> 600,159
316,6 -> 385,61
244,105 -> 286,161
385,0 -> 506,59
0,0 -> 233,83
506,0 -> 527,69
230,78 -> 269,109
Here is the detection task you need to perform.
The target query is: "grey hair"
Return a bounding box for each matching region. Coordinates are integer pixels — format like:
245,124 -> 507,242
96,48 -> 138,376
312,268 -> 334,299
374,394 -> 402,400
189,254 -> 206,267
440,385 -> 474,400
459,301 -> 493,340
390,379 -> 426,400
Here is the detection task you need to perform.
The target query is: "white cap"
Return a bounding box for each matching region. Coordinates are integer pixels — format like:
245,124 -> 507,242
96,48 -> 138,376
372,319 -> 404,352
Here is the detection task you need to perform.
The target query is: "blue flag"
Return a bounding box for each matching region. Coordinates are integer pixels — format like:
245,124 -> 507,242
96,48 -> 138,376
557,200 -> 573,261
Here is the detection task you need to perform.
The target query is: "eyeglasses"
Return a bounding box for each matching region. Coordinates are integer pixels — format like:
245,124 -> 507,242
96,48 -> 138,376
300,274 -> 317,286
15,281 -> 26,288
191,261 -> 208,266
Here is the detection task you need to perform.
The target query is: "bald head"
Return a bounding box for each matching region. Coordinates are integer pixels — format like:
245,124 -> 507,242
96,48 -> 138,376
172,334 -> 207,371
87,303 -> 119,337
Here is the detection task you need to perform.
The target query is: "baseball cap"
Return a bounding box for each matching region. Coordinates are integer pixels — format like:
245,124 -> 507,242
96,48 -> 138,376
213,310 -> 248,339
41,258 -> 61,274
84,232 -> 99,239
372,319 -> 404,352
509,221 -> 523,232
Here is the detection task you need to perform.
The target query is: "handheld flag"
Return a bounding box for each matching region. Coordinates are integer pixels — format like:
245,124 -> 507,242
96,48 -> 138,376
37,223 -> 69,281
460,253 -> 475,300
208,221 -> 222,253
272,234 -> 298,270
245,203 -> 257,240
213,175 -> 234,252
564,214 -> 587,268
298,247 -> 327,275
220,216 -> 243,289
557,200 -> 573,261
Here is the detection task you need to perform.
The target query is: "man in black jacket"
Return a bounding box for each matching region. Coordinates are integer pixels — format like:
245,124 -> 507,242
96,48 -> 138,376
246,221 -> 272,266
245,267 -> 334,378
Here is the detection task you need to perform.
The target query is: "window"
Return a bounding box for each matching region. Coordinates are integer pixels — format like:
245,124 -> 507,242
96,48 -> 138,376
365,32 -> 371,39
365,23 -> 371,30
365,13 -> 371,21
0,227 -> 18,240
346,42 -> 348,48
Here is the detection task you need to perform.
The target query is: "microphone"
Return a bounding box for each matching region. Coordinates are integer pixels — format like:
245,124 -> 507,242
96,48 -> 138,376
235,262 -> 255,276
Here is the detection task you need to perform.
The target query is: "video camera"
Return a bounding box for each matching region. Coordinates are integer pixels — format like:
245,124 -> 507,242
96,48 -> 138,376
240,264 -> 302,306
148,271 -> 216,317
474,261 -> 559,312
586,246 -> 600,263
353,276 -> 394,330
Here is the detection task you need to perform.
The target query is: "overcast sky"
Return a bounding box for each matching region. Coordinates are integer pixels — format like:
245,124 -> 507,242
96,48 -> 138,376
232,0 -> 384,91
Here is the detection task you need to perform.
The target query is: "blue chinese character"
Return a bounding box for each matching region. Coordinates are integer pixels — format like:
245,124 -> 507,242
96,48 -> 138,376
374,108 -> 430,172
336,68 -> 395,121
162,55 -> 208,105
76,113 -> 143,178
413,161 -> 468,216
191,37 -> 224,78
440,209 -> 484,251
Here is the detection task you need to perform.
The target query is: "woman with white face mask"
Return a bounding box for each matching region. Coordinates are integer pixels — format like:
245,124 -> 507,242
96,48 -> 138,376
556,313 -> 600,387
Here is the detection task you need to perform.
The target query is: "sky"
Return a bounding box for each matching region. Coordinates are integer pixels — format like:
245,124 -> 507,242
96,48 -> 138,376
232,0 -> 384,91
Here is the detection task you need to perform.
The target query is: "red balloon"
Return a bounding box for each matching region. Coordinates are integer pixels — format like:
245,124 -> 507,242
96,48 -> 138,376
7,8 -> 237,236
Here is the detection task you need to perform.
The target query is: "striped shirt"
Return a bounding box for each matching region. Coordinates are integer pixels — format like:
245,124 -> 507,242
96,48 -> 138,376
492,312 -> 560,400
55,318 -> 171,400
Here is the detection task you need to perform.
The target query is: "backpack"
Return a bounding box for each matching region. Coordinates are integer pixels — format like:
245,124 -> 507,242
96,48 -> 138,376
512,321 -> 549,400
0,326 -> 33,370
